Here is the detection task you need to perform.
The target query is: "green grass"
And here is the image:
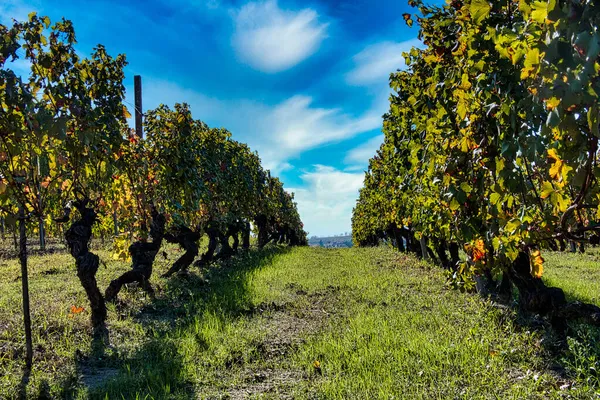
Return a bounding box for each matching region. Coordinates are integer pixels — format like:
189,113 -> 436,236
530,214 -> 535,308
1,242 -> 599,398
543,249 -> 600,305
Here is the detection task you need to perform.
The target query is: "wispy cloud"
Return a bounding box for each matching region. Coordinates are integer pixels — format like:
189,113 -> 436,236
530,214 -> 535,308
266,95 -> 380,157
346,39 -> 421,86
345,134 -> 383,166
231,0 -> 328,73
140,79 -> 382,173
0,0 -> 37,24
289,165 -> 364,236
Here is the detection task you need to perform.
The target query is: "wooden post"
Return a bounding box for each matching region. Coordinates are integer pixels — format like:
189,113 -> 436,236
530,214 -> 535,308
18,207 -> 33,369
134,75 -> 143,138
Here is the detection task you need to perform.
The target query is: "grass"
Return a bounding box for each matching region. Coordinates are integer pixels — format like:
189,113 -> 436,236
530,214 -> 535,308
1,240 -> 599,398
543,250 -> 600,305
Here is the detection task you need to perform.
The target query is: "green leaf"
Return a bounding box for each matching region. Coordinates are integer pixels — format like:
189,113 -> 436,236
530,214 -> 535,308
460,182 -> 473,194
553,192 -> 569,212
457,101 -> 467,121
450,198 -> 460,211
588,105 -> 599,136
470,0 -> 491,24
546,109 -> 561,128
506,219 -> 521,234
490,192 -> 502,205
540,181 -> 554,199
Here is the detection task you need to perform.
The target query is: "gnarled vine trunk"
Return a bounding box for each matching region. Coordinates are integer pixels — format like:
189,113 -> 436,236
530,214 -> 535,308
162,226 -> 200,277
448,242 -> 460,270
105,208 -> 166,302
195,226 -> 219,268
231,230 -> 240,251
403,227 -> 422,258
65,201 -> 106,336
242,221 -> 250,249
255,215 -> 269,248
278,226 -> 287,244
390,225 -> 405,252
434,239 -> 450,269
509,251 -> 600,330
216,231 -> 234,259
226,221 -> 243,252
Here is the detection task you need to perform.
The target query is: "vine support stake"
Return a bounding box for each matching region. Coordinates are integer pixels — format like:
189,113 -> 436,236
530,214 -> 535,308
18,206 -> 33,370
134,75 -> 143,138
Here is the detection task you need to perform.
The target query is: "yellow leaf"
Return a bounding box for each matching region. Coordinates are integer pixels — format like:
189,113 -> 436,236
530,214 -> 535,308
549,158 -> 563,180
521,66 -> 535,80
547,148 -> 571,182
547,148 -> 559,162
546,97 -> 561,111
459,73 -> 472,90
530,249 -> 544,278
531,1 -> 548,24
123,105 -> 132,119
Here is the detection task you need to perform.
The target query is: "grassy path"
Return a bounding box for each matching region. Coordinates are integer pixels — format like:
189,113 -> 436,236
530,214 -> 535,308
1,245 -> 599,398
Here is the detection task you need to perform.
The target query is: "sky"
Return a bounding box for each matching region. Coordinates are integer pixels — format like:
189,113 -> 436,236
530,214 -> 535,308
2,0 -> 444,237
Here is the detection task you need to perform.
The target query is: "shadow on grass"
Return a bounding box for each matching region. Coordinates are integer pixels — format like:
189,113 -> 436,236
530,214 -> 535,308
484,279 -> 600,388
74,245 -> 292,399
17,366 -> 31,400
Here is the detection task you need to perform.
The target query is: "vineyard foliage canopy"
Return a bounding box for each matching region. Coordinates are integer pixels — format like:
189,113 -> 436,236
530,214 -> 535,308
0,13 -> 307,336
352,0 -> 600,306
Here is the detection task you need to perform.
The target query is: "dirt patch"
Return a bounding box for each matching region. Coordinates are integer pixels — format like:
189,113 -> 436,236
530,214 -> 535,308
79,366 -> 120,390
228,369 -> 302,399
223,284 -> 340,399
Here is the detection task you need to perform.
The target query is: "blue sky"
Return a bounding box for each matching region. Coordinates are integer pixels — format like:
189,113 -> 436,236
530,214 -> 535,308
2,0 -> 443,236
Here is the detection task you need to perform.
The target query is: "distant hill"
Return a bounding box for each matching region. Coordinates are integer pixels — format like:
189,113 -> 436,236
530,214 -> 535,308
308,235 -> 353,248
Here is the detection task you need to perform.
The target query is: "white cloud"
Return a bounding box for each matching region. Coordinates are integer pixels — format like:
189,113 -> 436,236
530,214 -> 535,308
231,0 -> 328,73
0,0 -> 36,24
289,165 -> 364,236
139,79 -> 382,173
262,95 -> 381,163
346,39 -> 421,86
345,134 -> 383,166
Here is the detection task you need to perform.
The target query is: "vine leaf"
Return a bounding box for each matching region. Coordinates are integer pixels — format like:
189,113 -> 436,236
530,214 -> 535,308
530,250 -> 544,278
470,0 -> 491,24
